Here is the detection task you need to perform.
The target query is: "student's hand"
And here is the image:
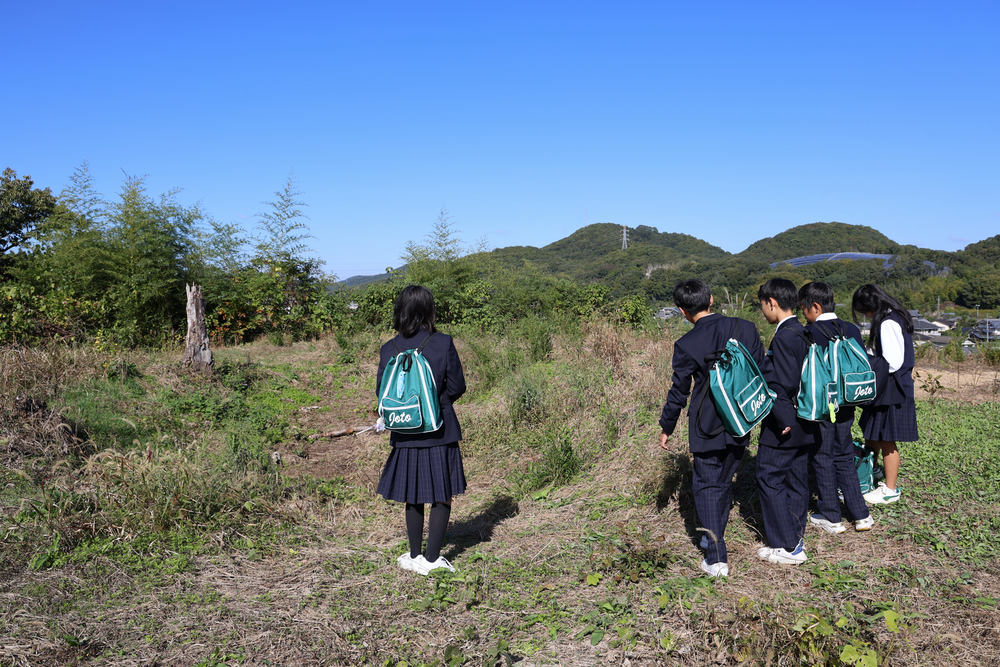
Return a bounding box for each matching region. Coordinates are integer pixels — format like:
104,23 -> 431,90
659,433 -> 671,450
781,426 -> 792,436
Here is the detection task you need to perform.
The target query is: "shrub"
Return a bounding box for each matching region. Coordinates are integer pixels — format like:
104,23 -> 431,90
507,366 -> 548,426
980,344 -> 1000,367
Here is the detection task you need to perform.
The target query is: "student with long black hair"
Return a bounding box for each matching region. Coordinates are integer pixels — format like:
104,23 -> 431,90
376,285 -> 467,574
852,284 -> 918,505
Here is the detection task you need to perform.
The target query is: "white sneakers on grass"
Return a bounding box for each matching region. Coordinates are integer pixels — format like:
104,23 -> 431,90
855,515 -> 876,531
397,552 -> 456,575
809,513 -> 847,534
757,540 -> 808,565
863,482 -> 901,504
699,560 -> 729,578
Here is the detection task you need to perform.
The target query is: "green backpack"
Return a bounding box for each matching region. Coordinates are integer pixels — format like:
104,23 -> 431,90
703,322 -> 776,437
853,441 -> 875,494
377,334 -> 444,433
795,330 -> 838,422
827,334 -> 877,407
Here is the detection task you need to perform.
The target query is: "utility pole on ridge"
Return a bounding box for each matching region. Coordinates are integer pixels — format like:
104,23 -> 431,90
621,225 -> 628,250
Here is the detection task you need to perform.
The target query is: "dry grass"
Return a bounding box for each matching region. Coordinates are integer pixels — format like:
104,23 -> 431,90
2,327 -> 1000,666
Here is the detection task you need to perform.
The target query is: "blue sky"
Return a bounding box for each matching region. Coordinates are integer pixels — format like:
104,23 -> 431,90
5,1 -> 999,279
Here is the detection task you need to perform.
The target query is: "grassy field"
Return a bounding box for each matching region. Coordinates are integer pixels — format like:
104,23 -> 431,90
1,323 -> 999,667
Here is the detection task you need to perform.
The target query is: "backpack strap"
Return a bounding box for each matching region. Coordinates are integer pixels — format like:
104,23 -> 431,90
389,332 -> 436,372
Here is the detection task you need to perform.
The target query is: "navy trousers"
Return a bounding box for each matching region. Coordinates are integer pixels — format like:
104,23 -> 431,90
812,408 -> 870,523
757,443 -> 809,551
693,444 -> 745,565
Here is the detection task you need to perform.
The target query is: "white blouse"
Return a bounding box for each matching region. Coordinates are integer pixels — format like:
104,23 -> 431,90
878,318 -> 905,373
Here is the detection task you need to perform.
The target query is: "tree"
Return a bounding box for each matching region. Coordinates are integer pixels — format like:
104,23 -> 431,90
0,168 -> 57,257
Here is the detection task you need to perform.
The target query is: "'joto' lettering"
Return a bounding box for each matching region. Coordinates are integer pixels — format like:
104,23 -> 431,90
853,385 -> 874,398
750,392 -> 767,414
388,412 -> 413,426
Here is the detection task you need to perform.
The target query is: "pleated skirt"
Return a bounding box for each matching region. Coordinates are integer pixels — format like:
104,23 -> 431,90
860,401 -> 919,442
376,443 -> 467,504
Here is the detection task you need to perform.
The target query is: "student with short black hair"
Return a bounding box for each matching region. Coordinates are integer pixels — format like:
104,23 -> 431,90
799,282 -> 875,532
376,285 -> 467,575
852,284 -> 918,504
658,279 -> 768,578
755,279 -> 816,565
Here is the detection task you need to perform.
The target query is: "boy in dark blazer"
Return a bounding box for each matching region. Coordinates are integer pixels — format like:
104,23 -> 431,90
755,279 -> 816,565
799,282 -> 875,533
658,279 -> 768,578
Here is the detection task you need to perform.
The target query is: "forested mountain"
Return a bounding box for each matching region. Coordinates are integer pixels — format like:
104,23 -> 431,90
737,222 -> 901,262
488,223 -> 728,284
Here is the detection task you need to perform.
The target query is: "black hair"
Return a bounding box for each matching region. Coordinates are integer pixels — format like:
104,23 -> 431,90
673,279 -> 712,313
758,278 -> 799,311
851,283 -> 913,352
798,282 -> 836,314
393,285 -> 437,338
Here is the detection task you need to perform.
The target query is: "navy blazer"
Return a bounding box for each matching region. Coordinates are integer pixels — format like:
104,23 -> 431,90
377,330 -> 466,448
659,314 -> 768,453
759,318 -> 818,449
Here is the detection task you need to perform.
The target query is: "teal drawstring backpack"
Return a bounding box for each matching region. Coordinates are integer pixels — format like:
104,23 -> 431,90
703,321 -> 776,437
377,334 -> 443,433
795,330 -> 838,422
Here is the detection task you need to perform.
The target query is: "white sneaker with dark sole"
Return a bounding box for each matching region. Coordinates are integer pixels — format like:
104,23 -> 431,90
809,513 -> 847,534
699,560 -> 729,578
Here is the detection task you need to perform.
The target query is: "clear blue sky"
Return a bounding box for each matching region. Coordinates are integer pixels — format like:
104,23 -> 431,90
5,1 -> 999,279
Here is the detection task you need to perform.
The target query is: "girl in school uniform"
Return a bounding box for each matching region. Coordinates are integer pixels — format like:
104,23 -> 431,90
852,284 -> 919,504
376,285 -> 467,575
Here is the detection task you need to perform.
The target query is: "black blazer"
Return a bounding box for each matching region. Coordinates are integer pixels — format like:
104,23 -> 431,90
659,314 -> 768,453
377,330 -> 466,448
759,318 -> 818,449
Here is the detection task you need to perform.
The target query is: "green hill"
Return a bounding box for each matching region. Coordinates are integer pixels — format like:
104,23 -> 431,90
489,223 -> 729,283
737,222 -> 901,262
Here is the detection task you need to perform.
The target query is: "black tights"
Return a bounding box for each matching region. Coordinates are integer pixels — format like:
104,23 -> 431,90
404,501 -> 451,562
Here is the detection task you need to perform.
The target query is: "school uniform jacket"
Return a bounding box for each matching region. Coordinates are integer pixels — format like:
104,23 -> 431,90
659,314 -> 767,453
759,318 -> 817,449
377,330 -> 466,448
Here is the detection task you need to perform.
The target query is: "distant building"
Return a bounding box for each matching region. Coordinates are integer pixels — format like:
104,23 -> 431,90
911,318 -> 939,335
969,319 -> 1000,342
655,307 -> 682,320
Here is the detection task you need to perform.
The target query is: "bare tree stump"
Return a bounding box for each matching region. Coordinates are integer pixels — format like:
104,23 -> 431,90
182,284 -> 213,373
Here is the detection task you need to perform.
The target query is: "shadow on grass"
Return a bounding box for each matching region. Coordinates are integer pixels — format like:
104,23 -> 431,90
733,449 -> 765,541
445,494 -> 520,560
654,451 -> 701,547
654,448 -> 767,548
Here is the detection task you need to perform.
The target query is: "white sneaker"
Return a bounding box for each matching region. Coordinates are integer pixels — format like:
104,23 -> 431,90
863,482 -> 901,505
412,555 -> 456,575
757,541 -> 807,565
855,515 -> 875,531
397,552 -> 420,572
699,560 -> 729,578
809,513 -> 847,534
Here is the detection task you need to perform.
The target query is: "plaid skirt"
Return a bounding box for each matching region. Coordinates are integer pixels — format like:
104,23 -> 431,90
376,443 -> 467,504
860,401 -> 919,442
